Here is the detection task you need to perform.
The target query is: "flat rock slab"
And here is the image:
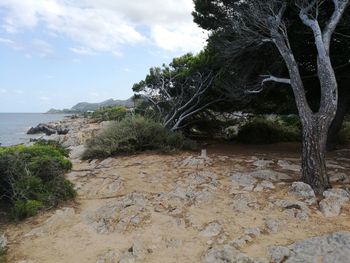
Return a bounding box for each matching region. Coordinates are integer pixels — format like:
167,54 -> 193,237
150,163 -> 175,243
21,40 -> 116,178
250,170 -> 292,182
202,245 -> 267,263
267,231 -> 350,263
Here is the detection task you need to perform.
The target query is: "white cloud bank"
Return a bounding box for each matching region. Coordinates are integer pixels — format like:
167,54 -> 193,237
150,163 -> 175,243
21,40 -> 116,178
0,0 -> 207,55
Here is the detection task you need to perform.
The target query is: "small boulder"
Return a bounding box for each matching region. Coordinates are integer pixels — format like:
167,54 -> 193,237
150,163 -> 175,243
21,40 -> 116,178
323,188 -> 350,202
267,246 -> 291,263
202,245 -> 267,263
244,227 -> 261,238
232,194 -> 258,212
0,234 -> 7,250
265,219 -> 283,234
319,197 -> 343,217
319,188 -> 349,217
288,182 -> 317,205
200,222 -> 222,237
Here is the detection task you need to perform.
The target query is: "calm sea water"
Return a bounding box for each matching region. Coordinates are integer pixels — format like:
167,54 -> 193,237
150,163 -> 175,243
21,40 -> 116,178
0,113 -> 69,146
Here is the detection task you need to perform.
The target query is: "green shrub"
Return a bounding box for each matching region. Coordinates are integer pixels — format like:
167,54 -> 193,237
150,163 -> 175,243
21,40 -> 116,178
0,143 -> 75,221
12,200 -> 43,220
83,116 -> 196,159
336,121 -> 350,145
237,117 -> 300,144
0,248 -> 6,263
34,139 -> 70,157
91,106 -> 129,122
279,115 -> 302,129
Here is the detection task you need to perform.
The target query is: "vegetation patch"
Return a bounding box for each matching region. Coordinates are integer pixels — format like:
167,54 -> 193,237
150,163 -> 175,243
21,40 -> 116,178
90,106 -> 130,122
236,116 -> 301,144
83,116 -> 196,159
0,141 -> 75,221
0,249 -> 5,263
336,120 -> 350,145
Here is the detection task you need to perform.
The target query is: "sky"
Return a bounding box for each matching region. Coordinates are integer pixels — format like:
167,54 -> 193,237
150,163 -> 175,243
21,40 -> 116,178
0,0 -> 207,112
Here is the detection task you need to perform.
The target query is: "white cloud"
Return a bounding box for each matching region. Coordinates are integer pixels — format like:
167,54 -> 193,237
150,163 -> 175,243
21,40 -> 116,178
0,37 -> 23,50
0,88 -> 7,94
0,0 -> 207,54
70,46 -> 94,55
31,39 -> 54,57
0,37 -> 54,57
150,24 -> 207,53
39,96 -> 50,101
14,89 -> 24,95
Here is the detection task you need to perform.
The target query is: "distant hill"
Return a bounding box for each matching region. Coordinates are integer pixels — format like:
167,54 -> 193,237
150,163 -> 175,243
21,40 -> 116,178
46,97 -> 134,113
72,98 -> 134,112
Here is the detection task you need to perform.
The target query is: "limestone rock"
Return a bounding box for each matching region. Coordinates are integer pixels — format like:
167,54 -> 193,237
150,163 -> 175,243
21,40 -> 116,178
274,199 -> 310,220
267,232 -> 350,263
182,156 -> 211,166
96,250 -> 119,263
244,227 -> 261,238
0,234 -> 7,250
82,192 -> 150,234
230,173 -> 257,189
319,197 -> 343,217
231,235 -> 253,249
253,160 -> 273,168
267,246 -> 291,263
250,170 -> 291,182
202,245 -> 267,263
277,160 -> 301,172
323,188 -> 350,202
320,189 -> 350,217
69,145 -> 86,160
265,219 -> 283,234
25,208 -> 76,237
232,194 -> 258,212
288,182 -> 317,205
200,222 -> 222,237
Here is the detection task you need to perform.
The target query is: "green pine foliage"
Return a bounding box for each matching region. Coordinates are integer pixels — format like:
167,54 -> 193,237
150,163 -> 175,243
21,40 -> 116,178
237,116 -> 301,144
0,142 -> 75,221
91,106 -> 129,122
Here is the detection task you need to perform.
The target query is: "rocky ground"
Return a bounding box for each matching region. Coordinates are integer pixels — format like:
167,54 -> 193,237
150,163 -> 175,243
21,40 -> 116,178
2,118 -> 350,263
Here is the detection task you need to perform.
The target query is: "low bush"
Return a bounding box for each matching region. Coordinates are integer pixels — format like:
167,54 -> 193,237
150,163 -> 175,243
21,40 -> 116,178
33,139 -> 70,157
0,249 -> 5,263
0,143 -> 75,221
91,106 -> 129,122
83,116 -> 196,159
336,120 -> 350,145
236,117 -> 300,144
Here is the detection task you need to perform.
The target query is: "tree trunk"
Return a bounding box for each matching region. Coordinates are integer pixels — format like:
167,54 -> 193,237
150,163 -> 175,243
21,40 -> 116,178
301,116 -> 331,194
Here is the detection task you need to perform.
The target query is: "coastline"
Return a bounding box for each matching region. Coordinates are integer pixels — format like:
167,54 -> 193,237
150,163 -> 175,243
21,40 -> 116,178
0,113 -> 72,147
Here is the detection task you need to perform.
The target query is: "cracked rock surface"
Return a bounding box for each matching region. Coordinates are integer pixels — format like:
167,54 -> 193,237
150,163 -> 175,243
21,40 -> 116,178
2,136 -> 350,263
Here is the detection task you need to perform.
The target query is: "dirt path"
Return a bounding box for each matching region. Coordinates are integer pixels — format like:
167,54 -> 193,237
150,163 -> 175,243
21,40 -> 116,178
3,144 -> 350,262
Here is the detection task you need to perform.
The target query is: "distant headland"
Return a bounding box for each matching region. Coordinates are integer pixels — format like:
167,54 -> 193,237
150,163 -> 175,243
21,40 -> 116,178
46,97 -> 134,114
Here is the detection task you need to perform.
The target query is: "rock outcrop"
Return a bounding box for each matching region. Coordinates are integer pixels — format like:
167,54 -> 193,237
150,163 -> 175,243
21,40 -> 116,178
267,232 -> 350,263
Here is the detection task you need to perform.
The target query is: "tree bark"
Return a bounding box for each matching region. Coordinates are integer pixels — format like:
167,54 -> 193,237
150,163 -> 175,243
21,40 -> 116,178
301,116 -> 331,194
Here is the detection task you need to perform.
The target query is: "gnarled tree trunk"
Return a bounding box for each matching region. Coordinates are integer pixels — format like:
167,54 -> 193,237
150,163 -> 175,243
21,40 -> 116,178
301,115 -> 331,193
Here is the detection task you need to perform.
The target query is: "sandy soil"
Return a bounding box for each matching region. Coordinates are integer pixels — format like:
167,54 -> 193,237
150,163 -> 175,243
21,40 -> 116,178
3,143 -> 350,263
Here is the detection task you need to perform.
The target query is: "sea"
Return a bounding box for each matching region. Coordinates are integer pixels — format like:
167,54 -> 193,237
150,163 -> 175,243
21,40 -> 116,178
0,113 -> 69,146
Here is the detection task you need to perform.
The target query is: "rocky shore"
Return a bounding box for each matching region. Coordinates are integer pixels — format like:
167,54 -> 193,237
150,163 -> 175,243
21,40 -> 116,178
2,117 -> 350,262
26,116 -> 110,160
